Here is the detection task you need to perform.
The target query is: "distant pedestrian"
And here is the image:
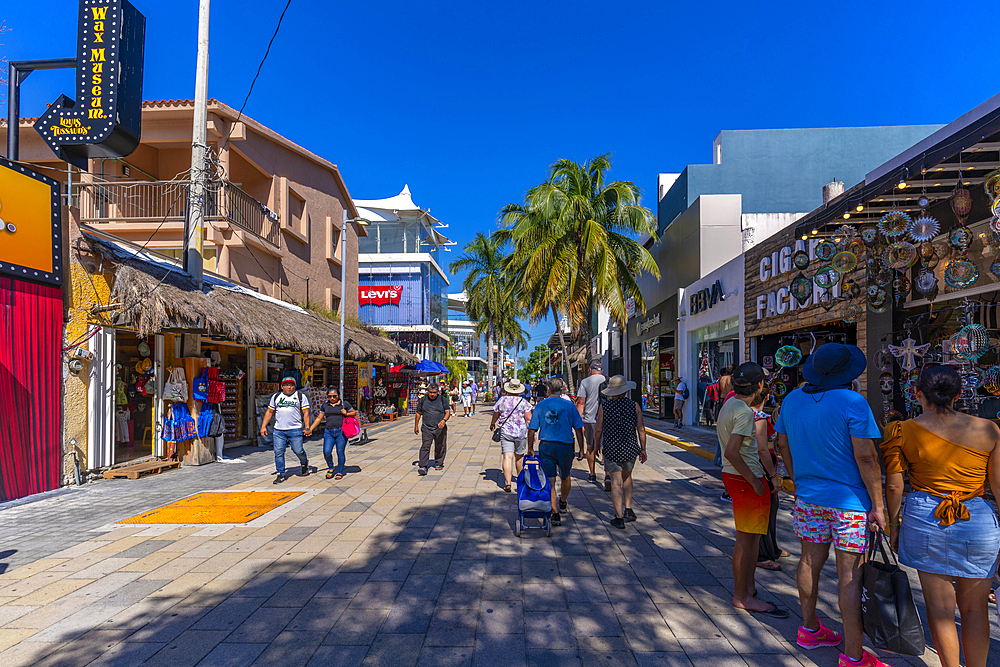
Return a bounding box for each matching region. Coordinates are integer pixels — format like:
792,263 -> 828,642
534,380 -> 546,405
714,365 -> 735,469
460,382 -> 473,417
490,378 -> 533,492
414,383 -> 451,475
260,376 -> 311,484
576,360 -> 610,490
775,344 -> 886,666
527,378 -> 585,526
882,365 -> 1000,667
672,376 -> 688,428
469,378 -> 479,415
594,375 -> 647,529
449,382 -> 460,412
306,388 -> 357,481
719,363 -> 788,619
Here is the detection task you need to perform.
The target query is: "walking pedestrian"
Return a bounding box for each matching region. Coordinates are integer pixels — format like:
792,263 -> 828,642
576,360 -> 611,490
534,380 -> 546,405
719,362 -> 788,619
490,378 -> 533,492
260,376 -> 311,484
527,378 -> 585,526
449,382 -> 460,413
469,378 -> 479,415
714,365 -> 734,469
775,343 -> 887,667
672,376 -> 688,428
881,365 -> 1000,667
414,383 -> 451,475
460,381 -> 472,417
751,392 -> 786,571
306,388 -> 356,481
593,375 -> 647,529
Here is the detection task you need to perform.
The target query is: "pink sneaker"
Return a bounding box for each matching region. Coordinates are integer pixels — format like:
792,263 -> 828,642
838,651 -> 888,667
797,620 -> 842,649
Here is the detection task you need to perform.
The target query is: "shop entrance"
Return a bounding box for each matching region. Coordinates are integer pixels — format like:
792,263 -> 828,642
201,343 -> 252,444
113,332 -> 156,464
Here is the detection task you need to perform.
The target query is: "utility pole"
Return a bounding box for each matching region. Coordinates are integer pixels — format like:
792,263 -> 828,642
339,211 -> 347,397
185,0 -> 211,289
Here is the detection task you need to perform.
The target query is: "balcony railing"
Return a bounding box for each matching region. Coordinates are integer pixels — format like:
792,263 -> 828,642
76,180 -> 281,248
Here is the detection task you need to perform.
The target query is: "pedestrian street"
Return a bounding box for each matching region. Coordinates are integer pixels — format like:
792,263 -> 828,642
0,410 -> 955,667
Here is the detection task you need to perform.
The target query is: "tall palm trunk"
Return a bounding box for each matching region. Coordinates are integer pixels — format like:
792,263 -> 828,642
553,308 -> 576,396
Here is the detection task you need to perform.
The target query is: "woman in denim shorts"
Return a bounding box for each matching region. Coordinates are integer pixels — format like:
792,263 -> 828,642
594,375 -> 647,530
882,365 -> 1000,667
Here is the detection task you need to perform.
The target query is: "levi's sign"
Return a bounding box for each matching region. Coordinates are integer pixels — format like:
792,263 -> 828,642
359,285 -> 403,306
34,0 -> 145,169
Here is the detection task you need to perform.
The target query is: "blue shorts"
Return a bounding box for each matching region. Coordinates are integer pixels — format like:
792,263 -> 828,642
900,491 -> 1000,578
538,440 -> 575,480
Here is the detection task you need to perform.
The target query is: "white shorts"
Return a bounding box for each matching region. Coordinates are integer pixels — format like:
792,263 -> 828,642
462,396 -> 471,407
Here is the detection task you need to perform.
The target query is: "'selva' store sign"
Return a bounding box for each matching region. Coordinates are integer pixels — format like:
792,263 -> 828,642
359,286 -> 403,306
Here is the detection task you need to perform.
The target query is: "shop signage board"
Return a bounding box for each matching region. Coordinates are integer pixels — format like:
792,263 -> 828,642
34,0 -> 146,169
689,280 -> 725,315
359,285 -> 403,306
637,313 -> 660,337
0,159 -> 63,287
751,238 -> 840,322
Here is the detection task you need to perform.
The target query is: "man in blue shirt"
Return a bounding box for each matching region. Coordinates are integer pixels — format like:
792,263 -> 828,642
775,344 -> 887,667
527,378 -> 585,526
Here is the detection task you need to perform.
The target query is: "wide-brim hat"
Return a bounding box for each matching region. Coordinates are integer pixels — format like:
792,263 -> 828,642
802,343 -> 867,387
504,379 -> 525,394
601,375 -> 636,396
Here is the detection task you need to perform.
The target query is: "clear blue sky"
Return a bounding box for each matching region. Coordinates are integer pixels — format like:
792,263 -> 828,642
4,0 -> 1000,351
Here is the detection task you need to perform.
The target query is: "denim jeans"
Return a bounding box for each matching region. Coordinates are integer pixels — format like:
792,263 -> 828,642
323,428 -> 347,475
273,428 -> 307,475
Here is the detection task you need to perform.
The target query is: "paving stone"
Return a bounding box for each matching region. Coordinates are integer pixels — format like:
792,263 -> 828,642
192,597 -> 265,631
524,611 -> 575,650
478,600 -> 524,635
323,607 -> 390,645
526,650 -> 583,667
195,641 -> 268,667
416,645 -> 474,667
226,606 -> 298,644
316,572 -> 370,598
473,633 -> 526,667
250,630 -> 325,666
370,559 -> 415,582
363,632 -> 424,667
674,638 -> 748,666
381,598 -> 435,633
425,607 -> 478,646
145,629 -> 231,667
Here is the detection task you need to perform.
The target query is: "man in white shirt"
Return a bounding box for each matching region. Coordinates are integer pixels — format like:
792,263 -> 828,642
260,376 -> 311,484
673,376 -> 688,429
576,360 -> 610,491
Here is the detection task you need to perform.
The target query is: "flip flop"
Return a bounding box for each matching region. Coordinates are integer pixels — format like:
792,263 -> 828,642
748,606 -> 789,619
334,473 -> 344,480
326,470 -> 335,479
757,560 -> 782,571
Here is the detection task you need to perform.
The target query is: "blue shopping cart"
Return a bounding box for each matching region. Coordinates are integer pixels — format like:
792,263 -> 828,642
515,455 -> 552,537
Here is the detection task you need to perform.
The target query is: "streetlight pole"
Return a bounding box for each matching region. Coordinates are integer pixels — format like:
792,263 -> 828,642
185,0 -> 211,289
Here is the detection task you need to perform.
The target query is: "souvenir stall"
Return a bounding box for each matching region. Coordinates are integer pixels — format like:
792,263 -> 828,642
200,343 -> 250,445
112,332 -> 158,464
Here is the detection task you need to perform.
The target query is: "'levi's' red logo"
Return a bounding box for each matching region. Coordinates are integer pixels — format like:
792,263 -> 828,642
359,285 -> 403,306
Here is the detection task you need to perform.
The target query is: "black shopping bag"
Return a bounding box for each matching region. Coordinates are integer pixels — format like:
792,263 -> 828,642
860,529 -> 925,656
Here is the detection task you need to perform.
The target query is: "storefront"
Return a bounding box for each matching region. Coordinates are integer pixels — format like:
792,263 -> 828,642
628,299 -> 676,418
678,255 -> 745,426
743,222 -> 868,413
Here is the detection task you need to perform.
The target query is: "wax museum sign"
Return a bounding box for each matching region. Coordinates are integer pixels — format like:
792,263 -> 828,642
34,0 -> 146,169
359,285 -> 404,306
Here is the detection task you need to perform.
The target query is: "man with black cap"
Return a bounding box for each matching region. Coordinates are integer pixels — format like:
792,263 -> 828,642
717,362 -> 788,619
260,375 -> 311,484
775,343 -> 887,667
576,359 -> 611,490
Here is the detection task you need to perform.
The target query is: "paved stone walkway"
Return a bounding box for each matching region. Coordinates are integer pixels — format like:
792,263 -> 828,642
0,409 -> 978,666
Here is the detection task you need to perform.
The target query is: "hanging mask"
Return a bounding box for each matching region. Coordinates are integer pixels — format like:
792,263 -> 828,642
879,372 -> 894,394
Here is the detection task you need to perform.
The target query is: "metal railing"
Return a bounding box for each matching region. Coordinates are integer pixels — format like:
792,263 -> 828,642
76,180 -> 280,248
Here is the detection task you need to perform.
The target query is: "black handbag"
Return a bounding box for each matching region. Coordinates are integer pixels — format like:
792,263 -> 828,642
861,528 -> 925,656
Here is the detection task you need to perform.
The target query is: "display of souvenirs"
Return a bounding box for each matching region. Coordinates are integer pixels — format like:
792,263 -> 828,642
792,250 -> 810,270
815,241 -> 837,261
944,257 -> 979,289
908,215 -> 940,243
832,251 -> 858,273
879,211 -> 911,237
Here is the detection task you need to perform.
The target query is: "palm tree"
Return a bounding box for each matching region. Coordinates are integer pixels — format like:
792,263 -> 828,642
497,312 -> 527,380
449,232 -> 507,395
500,154 -> 659,392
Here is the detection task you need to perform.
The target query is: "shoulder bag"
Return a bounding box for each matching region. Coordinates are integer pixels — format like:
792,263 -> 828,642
492,398 -> 524,443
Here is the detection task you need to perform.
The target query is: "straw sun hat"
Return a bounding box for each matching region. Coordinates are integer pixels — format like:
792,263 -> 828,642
600,375 -> 636,396
503,378 -> 525,394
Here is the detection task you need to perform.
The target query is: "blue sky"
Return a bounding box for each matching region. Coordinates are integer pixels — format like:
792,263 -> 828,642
4,0 -> 1000,350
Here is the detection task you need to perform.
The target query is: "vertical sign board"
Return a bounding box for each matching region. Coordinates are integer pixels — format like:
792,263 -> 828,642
34,0 -> 146,169
0,159 -> 64,501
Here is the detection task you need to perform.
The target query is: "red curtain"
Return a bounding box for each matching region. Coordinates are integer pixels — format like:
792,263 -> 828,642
0,278 -> 63,501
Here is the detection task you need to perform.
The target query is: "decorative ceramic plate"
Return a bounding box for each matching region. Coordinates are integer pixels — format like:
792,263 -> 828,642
882,242 -> 917,270
879,211 -> 911,237
950,227 -> 973,250
775,345 -> 802,367
869,288 -> 888,307
813,266 -> 839,289
869,302 -> 889,313
790,274 -> 812,305
792,250 -> 810,270
819,291 -> 834,310
815,241 -> 837,261
908,215 -> 940,243
944,257 -> 979,289
842,302 -> 863,324
832,251 -> 858,273
861,225 -> 879,245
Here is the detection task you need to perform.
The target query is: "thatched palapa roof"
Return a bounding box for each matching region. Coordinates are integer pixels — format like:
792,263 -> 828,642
86,235 -> 417,364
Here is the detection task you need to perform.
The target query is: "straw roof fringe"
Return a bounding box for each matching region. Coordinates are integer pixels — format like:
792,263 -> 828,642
90,237 -> 416,364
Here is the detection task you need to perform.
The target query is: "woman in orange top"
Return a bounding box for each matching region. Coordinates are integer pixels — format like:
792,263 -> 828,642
881,365 -> 1000,667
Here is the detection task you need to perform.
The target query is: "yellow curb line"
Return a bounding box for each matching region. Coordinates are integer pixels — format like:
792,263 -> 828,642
645,428 -> 715,461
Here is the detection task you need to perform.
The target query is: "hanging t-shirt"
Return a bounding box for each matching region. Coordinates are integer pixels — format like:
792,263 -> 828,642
269,391 -> 310,430
775,387 -> 882,512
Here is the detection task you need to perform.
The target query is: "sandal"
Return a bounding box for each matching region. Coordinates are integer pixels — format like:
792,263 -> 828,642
757,560 -> 782,571
503,484 -> 511,493
334,473 -> 344,480
747,605 -> 789,619
434,466 -> 444,471
326,470 -> 335,479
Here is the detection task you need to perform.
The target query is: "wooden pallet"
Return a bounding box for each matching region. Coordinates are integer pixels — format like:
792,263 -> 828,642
103,460 -> 180,480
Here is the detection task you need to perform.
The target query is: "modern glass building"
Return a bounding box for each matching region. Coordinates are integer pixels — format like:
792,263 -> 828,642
447,292 -> 485,379
355,186 -> 452,362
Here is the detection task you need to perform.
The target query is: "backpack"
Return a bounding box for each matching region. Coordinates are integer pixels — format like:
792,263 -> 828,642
682,384 -> 690,400
271,390 -> 304,411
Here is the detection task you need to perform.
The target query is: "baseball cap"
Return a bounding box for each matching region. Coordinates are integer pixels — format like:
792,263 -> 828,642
732,362 -> 766,388
280,376 -> 296,385
589,360 -> 603,371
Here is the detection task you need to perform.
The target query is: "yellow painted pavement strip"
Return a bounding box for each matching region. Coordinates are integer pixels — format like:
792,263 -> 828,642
117,491 -> 305,524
